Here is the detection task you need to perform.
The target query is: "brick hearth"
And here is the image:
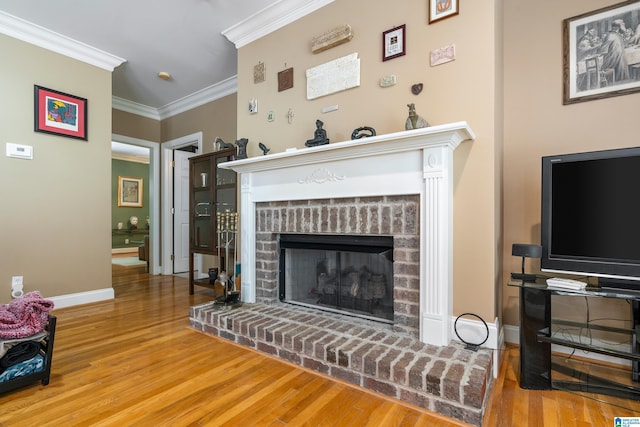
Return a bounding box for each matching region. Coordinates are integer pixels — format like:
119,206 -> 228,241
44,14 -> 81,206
190,302 -> 493,426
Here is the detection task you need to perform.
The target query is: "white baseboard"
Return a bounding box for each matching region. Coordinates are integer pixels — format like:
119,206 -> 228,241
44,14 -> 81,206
450,315 -> 503,378
49,288 -> 115,309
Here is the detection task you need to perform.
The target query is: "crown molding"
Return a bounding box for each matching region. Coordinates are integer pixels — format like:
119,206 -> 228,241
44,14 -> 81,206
222,0 -> 335,48
0,11 -> 125,71
157,75 -> 237,120
112,75 -> 237,121
112,96 -> 162,121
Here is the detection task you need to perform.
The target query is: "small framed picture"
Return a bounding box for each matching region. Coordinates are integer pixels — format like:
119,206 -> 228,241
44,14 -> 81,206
118,176 -> 143,208
429,0 -> 459,24
563,0 -> 640,104
34,85 -> 87,140
382,25 -> 406,62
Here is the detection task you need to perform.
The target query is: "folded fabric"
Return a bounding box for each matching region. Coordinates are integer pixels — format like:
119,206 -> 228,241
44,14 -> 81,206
0,291 -> 54,339
0,354 -> 44,383
0,331 -> 47,359
0,341 -> 40,369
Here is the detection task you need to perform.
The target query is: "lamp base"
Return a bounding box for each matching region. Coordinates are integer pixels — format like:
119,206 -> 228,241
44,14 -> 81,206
511,272 -> 538,282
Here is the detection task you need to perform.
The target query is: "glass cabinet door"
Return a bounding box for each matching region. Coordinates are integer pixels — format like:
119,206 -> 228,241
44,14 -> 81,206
214,152 -> 237,240
191,156 -> 214,251
189,148 -> 236,254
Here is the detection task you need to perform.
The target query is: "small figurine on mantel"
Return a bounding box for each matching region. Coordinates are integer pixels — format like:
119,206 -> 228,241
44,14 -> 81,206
214,136 -> 235,151
258,142 -> 270,156
305,119 -> 330,147
236,138 -> 249,159
405,103 -> 430,130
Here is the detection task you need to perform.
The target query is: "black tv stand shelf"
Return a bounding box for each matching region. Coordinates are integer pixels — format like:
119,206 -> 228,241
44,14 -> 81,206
509,280 -> 640,401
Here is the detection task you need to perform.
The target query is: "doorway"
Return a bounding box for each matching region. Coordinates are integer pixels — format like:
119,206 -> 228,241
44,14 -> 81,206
161,132 -> 203,275
111,134 -> 161,274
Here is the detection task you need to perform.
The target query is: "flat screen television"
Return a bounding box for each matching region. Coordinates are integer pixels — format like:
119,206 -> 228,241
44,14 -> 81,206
541,147 -> 640,291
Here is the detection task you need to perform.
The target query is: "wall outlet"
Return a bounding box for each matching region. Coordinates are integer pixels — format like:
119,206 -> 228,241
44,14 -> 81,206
11,276 -> 23,287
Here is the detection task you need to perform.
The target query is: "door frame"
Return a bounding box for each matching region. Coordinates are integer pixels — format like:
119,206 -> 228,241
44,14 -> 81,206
112,134 -> 161,274
161,132 -> 203,275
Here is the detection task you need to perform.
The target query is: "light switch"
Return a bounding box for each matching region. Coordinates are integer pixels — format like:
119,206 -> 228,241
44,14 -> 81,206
6,143 -> 33,159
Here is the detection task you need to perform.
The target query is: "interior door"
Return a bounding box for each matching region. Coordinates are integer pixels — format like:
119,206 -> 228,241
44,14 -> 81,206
173,150 -> 196,273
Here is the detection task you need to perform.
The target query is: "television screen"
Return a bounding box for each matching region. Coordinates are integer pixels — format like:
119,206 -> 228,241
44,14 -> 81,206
541,147 -> 640,288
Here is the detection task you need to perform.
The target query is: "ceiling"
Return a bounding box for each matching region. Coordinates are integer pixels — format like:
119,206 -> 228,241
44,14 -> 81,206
0,0 -> 287,113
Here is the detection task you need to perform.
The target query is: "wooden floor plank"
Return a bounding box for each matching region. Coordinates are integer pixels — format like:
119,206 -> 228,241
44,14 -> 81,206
1,263 -> 639,426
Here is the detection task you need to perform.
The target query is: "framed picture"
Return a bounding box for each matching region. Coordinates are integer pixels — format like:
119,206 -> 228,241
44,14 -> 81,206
118,176 -> 143,208
429,0 -> 459,24
563,1 -> 640,105
382,24 -> 406,61
34,85 -> 87,140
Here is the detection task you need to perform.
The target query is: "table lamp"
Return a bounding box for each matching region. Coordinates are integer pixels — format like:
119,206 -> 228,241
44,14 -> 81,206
511,243 -> 542,282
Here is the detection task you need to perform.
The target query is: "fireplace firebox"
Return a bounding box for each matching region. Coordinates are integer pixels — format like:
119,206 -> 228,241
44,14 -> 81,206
279,234 -> 394,322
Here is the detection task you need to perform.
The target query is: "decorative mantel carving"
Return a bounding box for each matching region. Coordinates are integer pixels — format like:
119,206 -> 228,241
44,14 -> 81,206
298,167 -> 345,184
220,122 -> 475,347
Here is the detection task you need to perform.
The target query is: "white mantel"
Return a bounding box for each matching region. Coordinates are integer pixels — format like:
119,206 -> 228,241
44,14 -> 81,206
220,122 -> 475,347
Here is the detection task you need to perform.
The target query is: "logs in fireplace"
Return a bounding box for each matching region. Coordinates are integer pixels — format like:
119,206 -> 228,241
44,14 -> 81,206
279,234 -> 394,322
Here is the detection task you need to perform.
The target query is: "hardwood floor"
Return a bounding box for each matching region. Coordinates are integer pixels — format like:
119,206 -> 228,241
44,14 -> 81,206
1,262 -> 639,426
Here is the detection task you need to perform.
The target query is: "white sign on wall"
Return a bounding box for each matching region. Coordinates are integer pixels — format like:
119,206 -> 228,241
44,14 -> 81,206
306,52 -> 360,100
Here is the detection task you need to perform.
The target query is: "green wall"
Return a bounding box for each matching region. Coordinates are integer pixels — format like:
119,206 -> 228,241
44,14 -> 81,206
112,159 -> 150,249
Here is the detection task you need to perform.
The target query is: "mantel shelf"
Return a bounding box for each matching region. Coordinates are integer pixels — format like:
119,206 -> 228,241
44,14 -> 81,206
219,122 -> 475,174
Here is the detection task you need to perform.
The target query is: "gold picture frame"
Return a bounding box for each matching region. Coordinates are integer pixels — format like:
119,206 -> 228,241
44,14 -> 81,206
118,176 -> 143,207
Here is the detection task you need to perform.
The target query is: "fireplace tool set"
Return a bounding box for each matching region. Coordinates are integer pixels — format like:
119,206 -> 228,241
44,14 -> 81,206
211,209 -> 241,307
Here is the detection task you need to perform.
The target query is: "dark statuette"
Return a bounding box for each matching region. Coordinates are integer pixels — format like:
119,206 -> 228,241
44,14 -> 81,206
305,119 -> 330,147
215,136 -> 235,150
258,142 -> 270,156
236,138 -> 249,159
351,126 -> 376,140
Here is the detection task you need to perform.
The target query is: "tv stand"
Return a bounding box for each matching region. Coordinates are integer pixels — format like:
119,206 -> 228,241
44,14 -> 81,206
510,280 -> 640,400
598,277 -> 640,295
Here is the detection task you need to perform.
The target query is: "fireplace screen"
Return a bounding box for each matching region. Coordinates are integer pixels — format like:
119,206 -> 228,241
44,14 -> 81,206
279,234 -> 394,322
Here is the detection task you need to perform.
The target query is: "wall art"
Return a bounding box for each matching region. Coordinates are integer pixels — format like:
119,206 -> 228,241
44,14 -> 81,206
118,176 -> 143,208
382,25 -> 406,61
278,67 -> 294,91
429,0 -> 459,24
306,53 -> 360,100
311,24 -> 353,53
563,0 -> 640,104
34,85 -> 87,140
253,62 -> 265,84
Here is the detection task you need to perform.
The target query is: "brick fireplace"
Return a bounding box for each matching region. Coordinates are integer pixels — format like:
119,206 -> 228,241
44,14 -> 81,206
255,195 -> 421,337
190,123 -> 495,424
222,122 -> 476,347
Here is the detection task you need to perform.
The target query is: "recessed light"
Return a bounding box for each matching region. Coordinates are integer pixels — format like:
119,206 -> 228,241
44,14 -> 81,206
158,71 -> 172,81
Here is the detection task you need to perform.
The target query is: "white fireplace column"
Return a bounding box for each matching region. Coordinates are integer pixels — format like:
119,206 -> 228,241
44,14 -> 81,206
220,122 -> 475,347
421,145 -> 455,346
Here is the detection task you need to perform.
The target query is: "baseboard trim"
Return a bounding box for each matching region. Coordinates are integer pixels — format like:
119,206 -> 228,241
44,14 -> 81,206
49,288 -> 115,309
450,315 -> 502,378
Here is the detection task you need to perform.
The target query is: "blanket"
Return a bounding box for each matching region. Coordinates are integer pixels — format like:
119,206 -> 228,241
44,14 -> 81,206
0,291 -> 54,339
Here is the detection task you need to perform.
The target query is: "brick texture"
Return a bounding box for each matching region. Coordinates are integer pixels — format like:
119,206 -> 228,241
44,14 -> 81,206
190,302 -> 493,427
255,196 -> 421,338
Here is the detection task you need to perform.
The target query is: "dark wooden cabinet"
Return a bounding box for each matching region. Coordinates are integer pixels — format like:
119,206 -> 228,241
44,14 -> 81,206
188,149 -> 236,295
